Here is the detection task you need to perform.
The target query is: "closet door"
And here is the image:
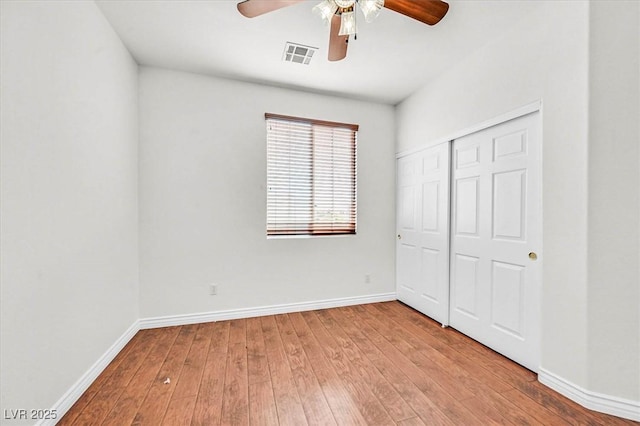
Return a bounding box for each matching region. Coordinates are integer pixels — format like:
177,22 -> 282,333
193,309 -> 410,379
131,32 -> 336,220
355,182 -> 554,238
450,112 -> 541,371
397,143 -> 450,325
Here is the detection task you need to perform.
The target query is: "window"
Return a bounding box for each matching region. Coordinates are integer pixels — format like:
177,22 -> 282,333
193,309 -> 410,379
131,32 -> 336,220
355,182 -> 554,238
266,113 -> 358,237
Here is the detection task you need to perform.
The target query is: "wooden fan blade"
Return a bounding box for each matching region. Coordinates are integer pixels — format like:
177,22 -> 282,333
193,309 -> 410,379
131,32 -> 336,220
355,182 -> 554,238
328,14 -> 348,61
237,0 -> 304,18
384,0 -> 449,25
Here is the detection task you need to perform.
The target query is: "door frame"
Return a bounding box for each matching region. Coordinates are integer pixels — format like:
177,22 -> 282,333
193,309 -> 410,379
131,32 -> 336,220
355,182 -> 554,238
396,101 -> 541,159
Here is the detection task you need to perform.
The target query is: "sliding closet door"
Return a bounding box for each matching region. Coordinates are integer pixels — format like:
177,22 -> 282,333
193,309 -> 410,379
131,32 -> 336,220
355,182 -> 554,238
450,112 -> 541,371
397,142 -> 451,326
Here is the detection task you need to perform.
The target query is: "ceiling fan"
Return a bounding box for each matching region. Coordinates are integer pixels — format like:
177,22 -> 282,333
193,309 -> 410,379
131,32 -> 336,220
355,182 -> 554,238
237,0 -> 449,61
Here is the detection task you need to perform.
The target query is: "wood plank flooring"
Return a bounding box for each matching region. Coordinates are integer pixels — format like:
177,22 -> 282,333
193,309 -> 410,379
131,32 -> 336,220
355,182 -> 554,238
60,302 -> 638,425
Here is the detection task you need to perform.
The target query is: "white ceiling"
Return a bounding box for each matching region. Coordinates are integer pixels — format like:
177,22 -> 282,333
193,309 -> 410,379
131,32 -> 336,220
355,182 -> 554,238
96,0 -> 541,105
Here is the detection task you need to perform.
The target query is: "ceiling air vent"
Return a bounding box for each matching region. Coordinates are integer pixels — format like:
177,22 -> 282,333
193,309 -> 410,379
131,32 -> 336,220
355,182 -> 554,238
282,42 -> 318,65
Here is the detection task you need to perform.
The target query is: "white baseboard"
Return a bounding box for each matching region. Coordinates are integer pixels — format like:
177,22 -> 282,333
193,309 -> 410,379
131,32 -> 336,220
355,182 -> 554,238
139,292 -> 397,329
36,321 -> 139,426
539,368 -> 640,422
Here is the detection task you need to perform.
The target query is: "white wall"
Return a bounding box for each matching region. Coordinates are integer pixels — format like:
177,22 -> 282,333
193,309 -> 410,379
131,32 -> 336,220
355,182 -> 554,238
396,0 -> 640,407
138,68 -> 396,318
0,1 -> 139,419
587,0 -> 640,401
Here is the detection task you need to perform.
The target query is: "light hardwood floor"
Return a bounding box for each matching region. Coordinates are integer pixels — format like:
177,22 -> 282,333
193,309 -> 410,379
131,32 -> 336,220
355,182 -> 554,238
60,301 -> 638,425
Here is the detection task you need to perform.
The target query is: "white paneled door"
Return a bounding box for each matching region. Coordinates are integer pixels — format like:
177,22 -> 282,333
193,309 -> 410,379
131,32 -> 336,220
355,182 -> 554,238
396,142 -> 451,326
450,112 -> 541,371
396,111 -> 541,371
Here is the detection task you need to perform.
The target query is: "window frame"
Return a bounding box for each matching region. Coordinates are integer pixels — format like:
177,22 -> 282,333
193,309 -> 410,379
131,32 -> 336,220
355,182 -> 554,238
265,113 -> 358,238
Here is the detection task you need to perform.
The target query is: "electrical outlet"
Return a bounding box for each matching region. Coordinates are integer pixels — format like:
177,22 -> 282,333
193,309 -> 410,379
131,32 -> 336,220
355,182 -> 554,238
364,274 -> 371,284
209,284 -> 218,295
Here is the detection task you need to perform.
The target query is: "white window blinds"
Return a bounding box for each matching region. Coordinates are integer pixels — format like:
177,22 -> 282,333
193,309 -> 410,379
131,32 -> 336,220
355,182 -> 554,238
266,113 -> 358,236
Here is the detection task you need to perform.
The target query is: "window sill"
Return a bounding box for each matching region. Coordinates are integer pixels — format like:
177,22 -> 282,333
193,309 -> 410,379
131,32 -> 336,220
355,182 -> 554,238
267,233 -> 356,240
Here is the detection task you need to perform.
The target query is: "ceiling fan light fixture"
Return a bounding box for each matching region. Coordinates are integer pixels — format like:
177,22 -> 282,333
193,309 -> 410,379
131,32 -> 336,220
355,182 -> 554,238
312,0 -> 338,25
338,10 -> 357,36
358,0 -> 384,22
237,0 -> 450,62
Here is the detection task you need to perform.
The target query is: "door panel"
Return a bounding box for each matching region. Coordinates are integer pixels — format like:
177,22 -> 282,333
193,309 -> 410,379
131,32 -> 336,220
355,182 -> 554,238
420,248 -> 440,301
453,254 -> 480,319
493,130 -> 527,160
397,242 -> 418,294
396,142 -> 451,325
493,170 -> 526,240
455,177 -> 479,236
491,260 -> 525,338
422,182 -> 440,232
449,112 -> 541,371
399,187 -> 417,231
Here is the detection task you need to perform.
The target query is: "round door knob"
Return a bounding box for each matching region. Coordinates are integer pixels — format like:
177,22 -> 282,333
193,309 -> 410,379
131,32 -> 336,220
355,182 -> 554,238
529,252 -> 538,261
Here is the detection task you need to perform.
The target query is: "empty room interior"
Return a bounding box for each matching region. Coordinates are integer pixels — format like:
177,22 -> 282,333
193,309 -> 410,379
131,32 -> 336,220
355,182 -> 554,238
1,0 -> 639,424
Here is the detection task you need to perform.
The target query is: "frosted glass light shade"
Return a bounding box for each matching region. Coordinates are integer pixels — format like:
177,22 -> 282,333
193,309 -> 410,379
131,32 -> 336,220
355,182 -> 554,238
313,0 -> 338,25
359,0 -> 384,22
338,10 -> 357,35
335,0 -> 356,7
